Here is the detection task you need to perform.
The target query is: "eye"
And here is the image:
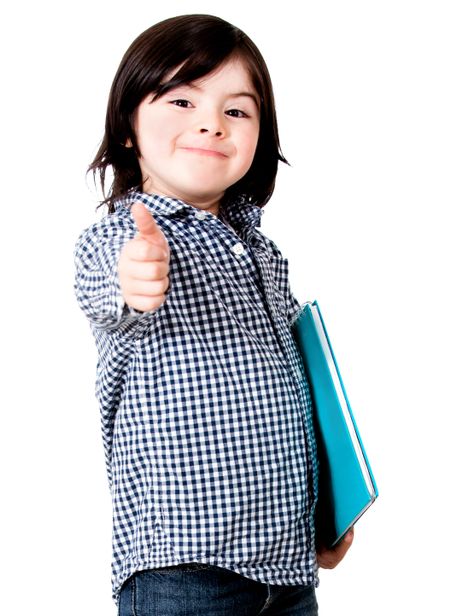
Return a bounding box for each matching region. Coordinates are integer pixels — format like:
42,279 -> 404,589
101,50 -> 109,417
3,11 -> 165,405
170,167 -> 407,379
226,109 -> 249,118
168,99 -> 250,117
169,99 -> 192,108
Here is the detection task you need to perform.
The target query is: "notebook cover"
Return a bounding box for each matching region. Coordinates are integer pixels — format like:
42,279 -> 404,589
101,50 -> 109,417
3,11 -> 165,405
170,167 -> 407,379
292,301 -> 378,548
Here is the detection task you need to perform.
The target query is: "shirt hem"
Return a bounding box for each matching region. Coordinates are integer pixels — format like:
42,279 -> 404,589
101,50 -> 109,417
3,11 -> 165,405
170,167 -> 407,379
112,556 -> 319,605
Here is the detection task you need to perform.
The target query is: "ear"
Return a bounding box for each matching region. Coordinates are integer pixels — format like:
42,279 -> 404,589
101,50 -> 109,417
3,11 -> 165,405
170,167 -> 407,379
124,138 -> 133,148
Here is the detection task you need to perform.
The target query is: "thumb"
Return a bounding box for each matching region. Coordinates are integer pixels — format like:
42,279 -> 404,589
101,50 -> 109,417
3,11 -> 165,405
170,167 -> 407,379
131,202 -> 168,250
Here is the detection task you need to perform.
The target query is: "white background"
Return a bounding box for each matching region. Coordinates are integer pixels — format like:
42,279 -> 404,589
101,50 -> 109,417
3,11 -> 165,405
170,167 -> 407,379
1,1 -> 449,613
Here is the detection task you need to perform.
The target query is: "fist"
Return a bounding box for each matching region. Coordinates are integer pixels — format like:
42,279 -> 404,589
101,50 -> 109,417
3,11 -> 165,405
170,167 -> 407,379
316,528 -> 354,569
118,202 -> 170,312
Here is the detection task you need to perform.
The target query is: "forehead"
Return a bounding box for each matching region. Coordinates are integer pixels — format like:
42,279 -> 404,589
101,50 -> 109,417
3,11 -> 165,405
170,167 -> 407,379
164,57 -> 256,93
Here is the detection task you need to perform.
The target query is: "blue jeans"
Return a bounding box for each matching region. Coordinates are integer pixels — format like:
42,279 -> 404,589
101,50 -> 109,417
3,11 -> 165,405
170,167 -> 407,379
118,563 -> 319,615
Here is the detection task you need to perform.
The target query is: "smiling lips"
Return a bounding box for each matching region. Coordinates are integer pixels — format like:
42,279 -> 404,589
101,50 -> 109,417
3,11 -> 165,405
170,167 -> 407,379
180,146 -> 228,158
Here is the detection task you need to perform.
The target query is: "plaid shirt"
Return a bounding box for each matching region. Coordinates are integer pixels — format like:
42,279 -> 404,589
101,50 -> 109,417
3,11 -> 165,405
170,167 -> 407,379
74,190 -> 319,604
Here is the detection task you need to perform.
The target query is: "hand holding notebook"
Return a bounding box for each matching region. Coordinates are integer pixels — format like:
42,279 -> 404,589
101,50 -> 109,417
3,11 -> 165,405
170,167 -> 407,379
292,301 -> 378,549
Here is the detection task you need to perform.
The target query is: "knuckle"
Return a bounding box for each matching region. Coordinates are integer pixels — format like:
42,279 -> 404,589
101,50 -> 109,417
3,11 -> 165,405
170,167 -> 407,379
127,296 -> 155,312
154,279 -> 168,295
147,262 -> 162,279
144,295 -> 166,312
157,263 -> 170,279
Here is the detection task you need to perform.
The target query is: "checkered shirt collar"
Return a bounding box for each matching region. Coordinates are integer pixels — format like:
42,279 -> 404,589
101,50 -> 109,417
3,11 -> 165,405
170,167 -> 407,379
115,190 -> 263,233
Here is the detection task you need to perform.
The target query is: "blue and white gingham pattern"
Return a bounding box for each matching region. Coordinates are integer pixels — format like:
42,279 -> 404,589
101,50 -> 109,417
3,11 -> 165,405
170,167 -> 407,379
74,191 -> 319,605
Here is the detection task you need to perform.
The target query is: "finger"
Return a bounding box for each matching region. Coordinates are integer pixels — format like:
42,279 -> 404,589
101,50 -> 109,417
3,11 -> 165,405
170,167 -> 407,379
316,529 -> 354,569
332,532 -> 353,560
125,237 -> 169,262
126,294 -> 167,313
344,527 -> 354,545
125,260 -> 170,281
131,203 -> 169,252
125,278 -> 169,298
317,547 -> 345,569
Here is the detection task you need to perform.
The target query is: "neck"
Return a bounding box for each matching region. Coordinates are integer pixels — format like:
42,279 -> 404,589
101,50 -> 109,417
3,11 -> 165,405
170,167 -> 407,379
141,185 -> 222,217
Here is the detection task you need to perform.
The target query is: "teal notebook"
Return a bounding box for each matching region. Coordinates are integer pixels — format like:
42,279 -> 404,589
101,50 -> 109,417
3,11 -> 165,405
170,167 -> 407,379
292,301 -> 378,548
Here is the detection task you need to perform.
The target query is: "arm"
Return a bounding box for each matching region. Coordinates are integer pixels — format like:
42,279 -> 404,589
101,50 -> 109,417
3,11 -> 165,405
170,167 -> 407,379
73,204 -> 169,331
256,233 -> 356,567
254,230 -> 302,324
74,215 -> 136,331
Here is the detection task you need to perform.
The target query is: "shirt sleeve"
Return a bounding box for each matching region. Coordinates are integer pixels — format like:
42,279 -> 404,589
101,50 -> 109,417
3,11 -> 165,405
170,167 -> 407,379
255,230 -> 303,326
285,281 -> 303,326
73,212 -> 152,331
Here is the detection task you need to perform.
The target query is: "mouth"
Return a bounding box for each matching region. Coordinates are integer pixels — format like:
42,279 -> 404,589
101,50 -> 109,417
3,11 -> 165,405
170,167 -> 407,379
180,147 -> 228,158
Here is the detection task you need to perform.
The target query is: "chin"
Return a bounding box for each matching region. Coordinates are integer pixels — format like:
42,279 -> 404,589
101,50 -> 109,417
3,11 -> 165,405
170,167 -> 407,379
181,186 -> 226,200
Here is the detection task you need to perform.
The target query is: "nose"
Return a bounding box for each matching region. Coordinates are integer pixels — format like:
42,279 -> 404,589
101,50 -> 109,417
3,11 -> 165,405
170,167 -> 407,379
196,109 -> 226,137
200,127 -> 223,136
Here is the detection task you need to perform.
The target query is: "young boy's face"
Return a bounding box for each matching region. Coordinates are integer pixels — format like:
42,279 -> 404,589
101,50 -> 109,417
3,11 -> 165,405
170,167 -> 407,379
127,57 -> 260,215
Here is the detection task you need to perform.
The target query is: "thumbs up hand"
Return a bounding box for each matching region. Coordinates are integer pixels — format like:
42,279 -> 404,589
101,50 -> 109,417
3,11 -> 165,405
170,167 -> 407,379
118,203 -> 171,312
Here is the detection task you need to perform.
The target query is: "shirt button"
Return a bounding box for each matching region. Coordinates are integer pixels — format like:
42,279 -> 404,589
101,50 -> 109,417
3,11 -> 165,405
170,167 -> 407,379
232,242 -> 245,256
195,210 -> 207,220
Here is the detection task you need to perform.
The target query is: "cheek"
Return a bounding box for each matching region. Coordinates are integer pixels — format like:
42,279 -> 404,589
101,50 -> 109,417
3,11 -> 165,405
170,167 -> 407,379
136,113 -> 175,155
239,130 -> 259,166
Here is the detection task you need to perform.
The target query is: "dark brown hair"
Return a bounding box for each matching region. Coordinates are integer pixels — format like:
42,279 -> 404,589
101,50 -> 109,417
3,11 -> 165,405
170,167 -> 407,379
87,14 -> 289,213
